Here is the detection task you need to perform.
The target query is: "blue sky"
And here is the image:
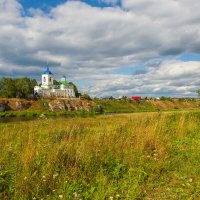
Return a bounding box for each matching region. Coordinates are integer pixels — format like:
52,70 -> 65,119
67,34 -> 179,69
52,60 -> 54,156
19,0 -> 122,11
1,0 -> 200,97
19,0 -> 66,11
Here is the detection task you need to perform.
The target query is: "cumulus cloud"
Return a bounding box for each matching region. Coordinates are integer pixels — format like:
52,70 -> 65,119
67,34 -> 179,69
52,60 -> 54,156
84,60 -> 200,97
0,0 -> 200,97
98,0 -> 119,5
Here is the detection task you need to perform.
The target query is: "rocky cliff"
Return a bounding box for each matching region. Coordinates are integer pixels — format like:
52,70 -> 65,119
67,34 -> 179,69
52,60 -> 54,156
0,98 -> 94,112
48,99 -> 94,111
0,99 -> 31,111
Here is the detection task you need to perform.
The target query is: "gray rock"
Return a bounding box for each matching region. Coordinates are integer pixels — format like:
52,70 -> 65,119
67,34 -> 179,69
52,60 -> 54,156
0,101 -> 6,112
49,100 -> 66,111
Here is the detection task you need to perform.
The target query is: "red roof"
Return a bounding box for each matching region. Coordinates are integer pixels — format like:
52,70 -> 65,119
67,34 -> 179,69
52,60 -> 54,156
131,96 -> 141,100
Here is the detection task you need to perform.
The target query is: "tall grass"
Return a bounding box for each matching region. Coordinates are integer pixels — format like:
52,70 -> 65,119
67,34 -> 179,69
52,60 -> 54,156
0,111 -> 200,199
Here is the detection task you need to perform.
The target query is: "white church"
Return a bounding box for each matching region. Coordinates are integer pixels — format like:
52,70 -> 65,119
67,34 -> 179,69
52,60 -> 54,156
34,66 -> 76,98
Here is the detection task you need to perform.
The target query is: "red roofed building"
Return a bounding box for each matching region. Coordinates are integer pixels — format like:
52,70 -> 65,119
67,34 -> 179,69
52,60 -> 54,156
131,96 -> 141,101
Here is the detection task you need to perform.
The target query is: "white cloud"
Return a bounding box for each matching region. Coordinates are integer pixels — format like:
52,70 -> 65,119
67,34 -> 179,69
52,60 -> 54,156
82,60 -> 200,97
0,0 -> 200,97
99,0 -> 119,4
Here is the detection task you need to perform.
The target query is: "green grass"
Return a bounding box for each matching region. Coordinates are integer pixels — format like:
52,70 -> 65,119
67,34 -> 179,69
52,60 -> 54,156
94,99 -> 200,113
0,110 -> 95,119
1,111 -> 200,199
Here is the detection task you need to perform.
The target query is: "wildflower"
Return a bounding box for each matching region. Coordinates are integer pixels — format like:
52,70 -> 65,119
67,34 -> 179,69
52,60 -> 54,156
33,197 -> 36,200
42,176 -> 46,179
189,178 -> 193,182
52,189 -> 56,192
109,196 -> 113,200
59,194 -> 63,198
147,155 -> 151,158
53,174 -> 58,179
73,192 -> 78,198
116,194 -> 120,198
24,176 -> 27,180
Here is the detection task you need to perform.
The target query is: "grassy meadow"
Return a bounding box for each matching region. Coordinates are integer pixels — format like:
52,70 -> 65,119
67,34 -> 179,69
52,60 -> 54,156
1,110 -> 200,199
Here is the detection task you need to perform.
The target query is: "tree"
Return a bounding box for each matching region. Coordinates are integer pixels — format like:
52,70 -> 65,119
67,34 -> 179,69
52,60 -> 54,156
0,77 -> 37,98
93,105 -> 104,114
53,79 -> 60,85
109,96 -> 115,100
0,78 -> 16,98
121,96 -> 128,101
197,89 -> 200,97
68,82 -> 80,97
15,77 -> 37,98
81,93 -> 91,100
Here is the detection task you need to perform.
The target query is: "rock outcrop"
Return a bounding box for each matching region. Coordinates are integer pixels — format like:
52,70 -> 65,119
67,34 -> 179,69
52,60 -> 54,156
48,99 -> 93,111
0,98 -> 94,112
7,100 -> 31,111
0,99 -> 32,111
0,101 -> 6,112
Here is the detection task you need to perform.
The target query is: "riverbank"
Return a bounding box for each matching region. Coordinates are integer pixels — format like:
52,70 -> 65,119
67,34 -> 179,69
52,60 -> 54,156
0,98 -> 200,119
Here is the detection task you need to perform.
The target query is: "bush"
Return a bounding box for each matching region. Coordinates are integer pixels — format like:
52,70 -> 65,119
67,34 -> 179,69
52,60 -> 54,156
93,105 -> 104,114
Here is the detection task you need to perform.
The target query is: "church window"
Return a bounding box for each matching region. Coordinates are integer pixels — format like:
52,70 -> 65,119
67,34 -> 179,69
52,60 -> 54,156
43,77 -> 46,82
50,77 -> 52,82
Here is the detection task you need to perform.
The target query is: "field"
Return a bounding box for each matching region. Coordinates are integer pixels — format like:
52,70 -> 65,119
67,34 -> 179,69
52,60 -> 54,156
1,110 -> 200,199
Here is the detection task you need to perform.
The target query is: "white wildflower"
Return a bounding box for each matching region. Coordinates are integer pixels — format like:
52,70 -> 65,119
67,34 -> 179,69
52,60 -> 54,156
53,174 -> 58,179
59,194 -> 63,198
73,192 -> 78,198
189,178 -> 193,182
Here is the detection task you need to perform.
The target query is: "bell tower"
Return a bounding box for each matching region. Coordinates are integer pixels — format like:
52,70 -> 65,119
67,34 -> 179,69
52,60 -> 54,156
41,65 -> 53,89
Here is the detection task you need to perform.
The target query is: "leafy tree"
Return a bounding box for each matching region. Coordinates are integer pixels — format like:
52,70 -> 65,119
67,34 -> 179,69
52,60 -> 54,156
15,78 -> 37,98
121,96 -> 128,101
81,93 -> 91,100
93,105 -> 104,114
0,78 -> 16,98
197,89 -> 200,97
0,77 -> 37,98
109,96 -> 115,100
53,79 -> 60,85
68,82 -> 80,97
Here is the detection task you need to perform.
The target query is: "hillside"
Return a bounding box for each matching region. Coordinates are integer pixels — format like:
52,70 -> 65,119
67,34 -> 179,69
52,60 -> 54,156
94,98 -> 200,113
0,98 -> 200,114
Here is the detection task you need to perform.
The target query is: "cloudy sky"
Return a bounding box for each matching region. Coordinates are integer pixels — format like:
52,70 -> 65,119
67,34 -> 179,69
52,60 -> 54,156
1,0 -> 200,97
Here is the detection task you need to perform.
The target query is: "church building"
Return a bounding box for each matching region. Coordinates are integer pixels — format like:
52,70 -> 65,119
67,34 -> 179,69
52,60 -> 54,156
34,66 -> 76,98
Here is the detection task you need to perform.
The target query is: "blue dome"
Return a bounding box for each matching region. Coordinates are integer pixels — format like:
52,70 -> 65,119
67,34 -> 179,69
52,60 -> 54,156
43,66 -> 52,75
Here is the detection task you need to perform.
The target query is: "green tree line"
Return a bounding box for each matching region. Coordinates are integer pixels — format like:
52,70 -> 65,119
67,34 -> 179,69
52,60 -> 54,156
0,77 -> 37,98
